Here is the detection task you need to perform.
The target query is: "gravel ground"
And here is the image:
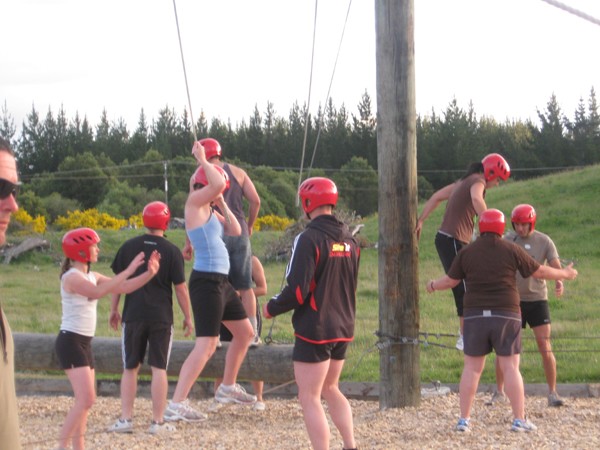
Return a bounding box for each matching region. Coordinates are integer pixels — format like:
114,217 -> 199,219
18,393 -> 600,450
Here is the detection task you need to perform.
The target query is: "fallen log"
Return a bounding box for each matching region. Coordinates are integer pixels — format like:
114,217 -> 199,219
3,237 -> 50,264
13,332 -> 294,383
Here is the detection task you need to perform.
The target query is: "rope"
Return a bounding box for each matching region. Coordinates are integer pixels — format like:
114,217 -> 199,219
539,0 -> 600,27
172,0 -> 197,141
307,0 -> 353,177
296,0 -> 319,204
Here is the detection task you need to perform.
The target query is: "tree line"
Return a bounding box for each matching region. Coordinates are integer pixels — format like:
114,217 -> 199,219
1,87 -> 599,224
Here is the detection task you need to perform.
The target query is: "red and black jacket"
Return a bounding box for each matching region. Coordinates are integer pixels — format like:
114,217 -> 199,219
266,214 -> 360,344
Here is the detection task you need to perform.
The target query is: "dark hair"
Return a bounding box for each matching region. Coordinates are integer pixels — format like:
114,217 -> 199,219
0,137 -> 14,155
59,258 -> 91,278
460,162 -> 484,180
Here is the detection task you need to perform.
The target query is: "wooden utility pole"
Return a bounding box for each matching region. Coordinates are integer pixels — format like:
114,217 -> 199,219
375,0 -> 420,408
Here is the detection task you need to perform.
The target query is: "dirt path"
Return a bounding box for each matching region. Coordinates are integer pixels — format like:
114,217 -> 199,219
19,393 -> 599,449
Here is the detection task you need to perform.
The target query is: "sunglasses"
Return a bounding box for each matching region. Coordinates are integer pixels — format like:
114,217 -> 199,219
0,178 -> 20,200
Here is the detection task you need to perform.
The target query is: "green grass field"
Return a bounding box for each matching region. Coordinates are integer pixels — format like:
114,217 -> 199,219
2,164 -> 600,384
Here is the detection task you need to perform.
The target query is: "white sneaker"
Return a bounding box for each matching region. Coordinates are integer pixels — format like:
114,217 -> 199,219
252,401 -> 266,411
164,399 -> 208,422
511,418 -> 537,432
215,383 -> 257,405
107,418 -> 133,433
148,421 -> 176,435
250,335 -> 262,348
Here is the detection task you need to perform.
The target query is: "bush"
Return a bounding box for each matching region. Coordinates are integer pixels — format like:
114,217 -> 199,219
11,208 -> 47,234
55,209 -> 127,230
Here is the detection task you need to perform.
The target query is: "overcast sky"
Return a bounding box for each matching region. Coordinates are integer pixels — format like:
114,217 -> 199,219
1,0 -> 599,133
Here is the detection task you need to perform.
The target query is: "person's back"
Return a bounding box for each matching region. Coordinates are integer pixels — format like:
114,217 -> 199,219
114,234 -> 184,323
449,234 -> 539,313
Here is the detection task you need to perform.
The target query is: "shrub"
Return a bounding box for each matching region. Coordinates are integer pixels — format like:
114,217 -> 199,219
55,209 -> 127,230
11,208 -> 47,234
254,214 -> 294,232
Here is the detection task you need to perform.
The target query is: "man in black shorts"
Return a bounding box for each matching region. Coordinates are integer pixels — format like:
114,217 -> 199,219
107,202 -> 193,435
488,204 -> 567,407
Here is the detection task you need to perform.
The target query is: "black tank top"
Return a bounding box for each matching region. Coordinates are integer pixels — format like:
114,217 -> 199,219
222,163 -> 248,236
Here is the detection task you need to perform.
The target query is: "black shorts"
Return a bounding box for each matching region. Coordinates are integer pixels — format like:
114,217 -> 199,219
55,330 -> 95,370
121,321 -> 173,370
220,297 -> 262,342
435,232 -> 467,316
189,271 -> 248,337
463,309 -> 522,357
520,301 -> 551,328
292,338 -> 350,363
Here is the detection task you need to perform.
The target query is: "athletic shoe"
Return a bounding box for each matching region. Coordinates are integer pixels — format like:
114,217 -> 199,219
107,418 -> 133,433
485,391 -> 508,406
548,392 -> 565,407
511,418 -> 538,432
455,418 -> 470,432
164,399 -> 208,423
252,401 -> 266,411
250,335 -> 262,347
215,383 -> 257,405
148,421 -> 176,435
455,334 -> 464,351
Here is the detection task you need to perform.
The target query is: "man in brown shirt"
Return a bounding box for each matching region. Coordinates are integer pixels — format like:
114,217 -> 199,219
426,209 -> 577,433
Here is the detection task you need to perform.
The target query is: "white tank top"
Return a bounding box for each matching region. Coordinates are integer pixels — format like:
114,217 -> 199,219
60,268 -> 98,337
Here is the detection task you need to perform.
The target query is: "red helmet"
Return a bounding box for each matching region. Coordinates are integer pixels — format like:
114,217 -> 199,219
192,164 -> 230,191
478,209 -> 505,236
482,153 -> 510,182
299,177 -> 338,214
62,227 -> 100,263
199,138 -> 222,160
143,201 -> 171,231
511,203 -> 536,233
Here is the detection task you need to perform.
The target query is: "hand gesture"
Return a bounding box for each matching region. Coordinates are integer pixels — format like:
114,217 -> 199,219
563,263 -> 578,280
109,311 -> 122,331
182,318 -> 194,337
147,250 -> 161,276
182,241 -> 193,261
125,251 -> 147,276
191,141 -> 206,163
555,280 -> 564,297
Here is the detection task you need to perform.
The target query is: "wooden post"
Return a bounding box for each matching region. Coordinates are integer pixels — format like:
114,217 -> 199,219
375,0 -> 420,408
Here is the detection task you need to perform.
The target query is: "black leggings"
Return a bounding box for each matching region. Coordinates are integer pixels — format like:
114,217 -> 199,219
434,232 -> 467,317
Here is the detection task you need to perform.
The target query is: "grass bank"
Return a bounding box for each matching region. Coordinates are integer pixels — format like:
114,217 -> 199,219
2,165 -> 599,384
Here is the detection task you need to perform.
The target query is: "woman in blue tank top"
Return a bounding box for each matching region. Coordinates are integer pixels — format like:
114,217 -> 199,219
164,142 -> 257,423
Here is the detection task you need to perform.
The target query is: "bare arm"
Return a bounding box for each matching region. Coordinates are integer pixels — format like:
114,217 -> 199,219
251,256 -> 267,297
548,257 -> 564,297
109,293 -> 121,331
174,282 -> 193,337
212,195 -> 242,236
241,172 -> 261,235
470,181 -> 487,216
415,183 -> 455,240
425,274 -> 461,293
64,251 -> 159,299
532,262 -> 577,282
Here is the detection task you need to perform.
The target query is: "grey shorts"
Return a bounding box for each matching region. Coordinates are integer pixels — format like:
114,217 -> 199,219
223,235 -> 253,290
463,309 -> 522,357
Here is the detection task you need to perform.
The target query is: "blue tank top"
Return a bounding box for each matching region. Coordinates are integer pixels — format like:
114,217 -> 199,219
187,212 -> 230,275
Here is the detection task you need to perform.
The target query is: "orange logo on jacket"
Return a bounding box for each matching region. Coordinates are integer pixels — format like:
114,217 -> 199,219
330,242 -> 352,257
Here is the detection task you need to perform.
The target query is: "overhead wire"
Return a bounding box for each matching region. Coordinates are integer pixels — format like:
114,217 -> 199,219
539,0 -> 600,27
307,0 -> 353,177
296,0 -> 319,204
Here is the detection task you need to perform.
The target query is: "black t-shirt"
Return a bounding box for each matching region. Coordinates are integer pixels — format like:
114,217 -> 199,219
111,234 -> 186,324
